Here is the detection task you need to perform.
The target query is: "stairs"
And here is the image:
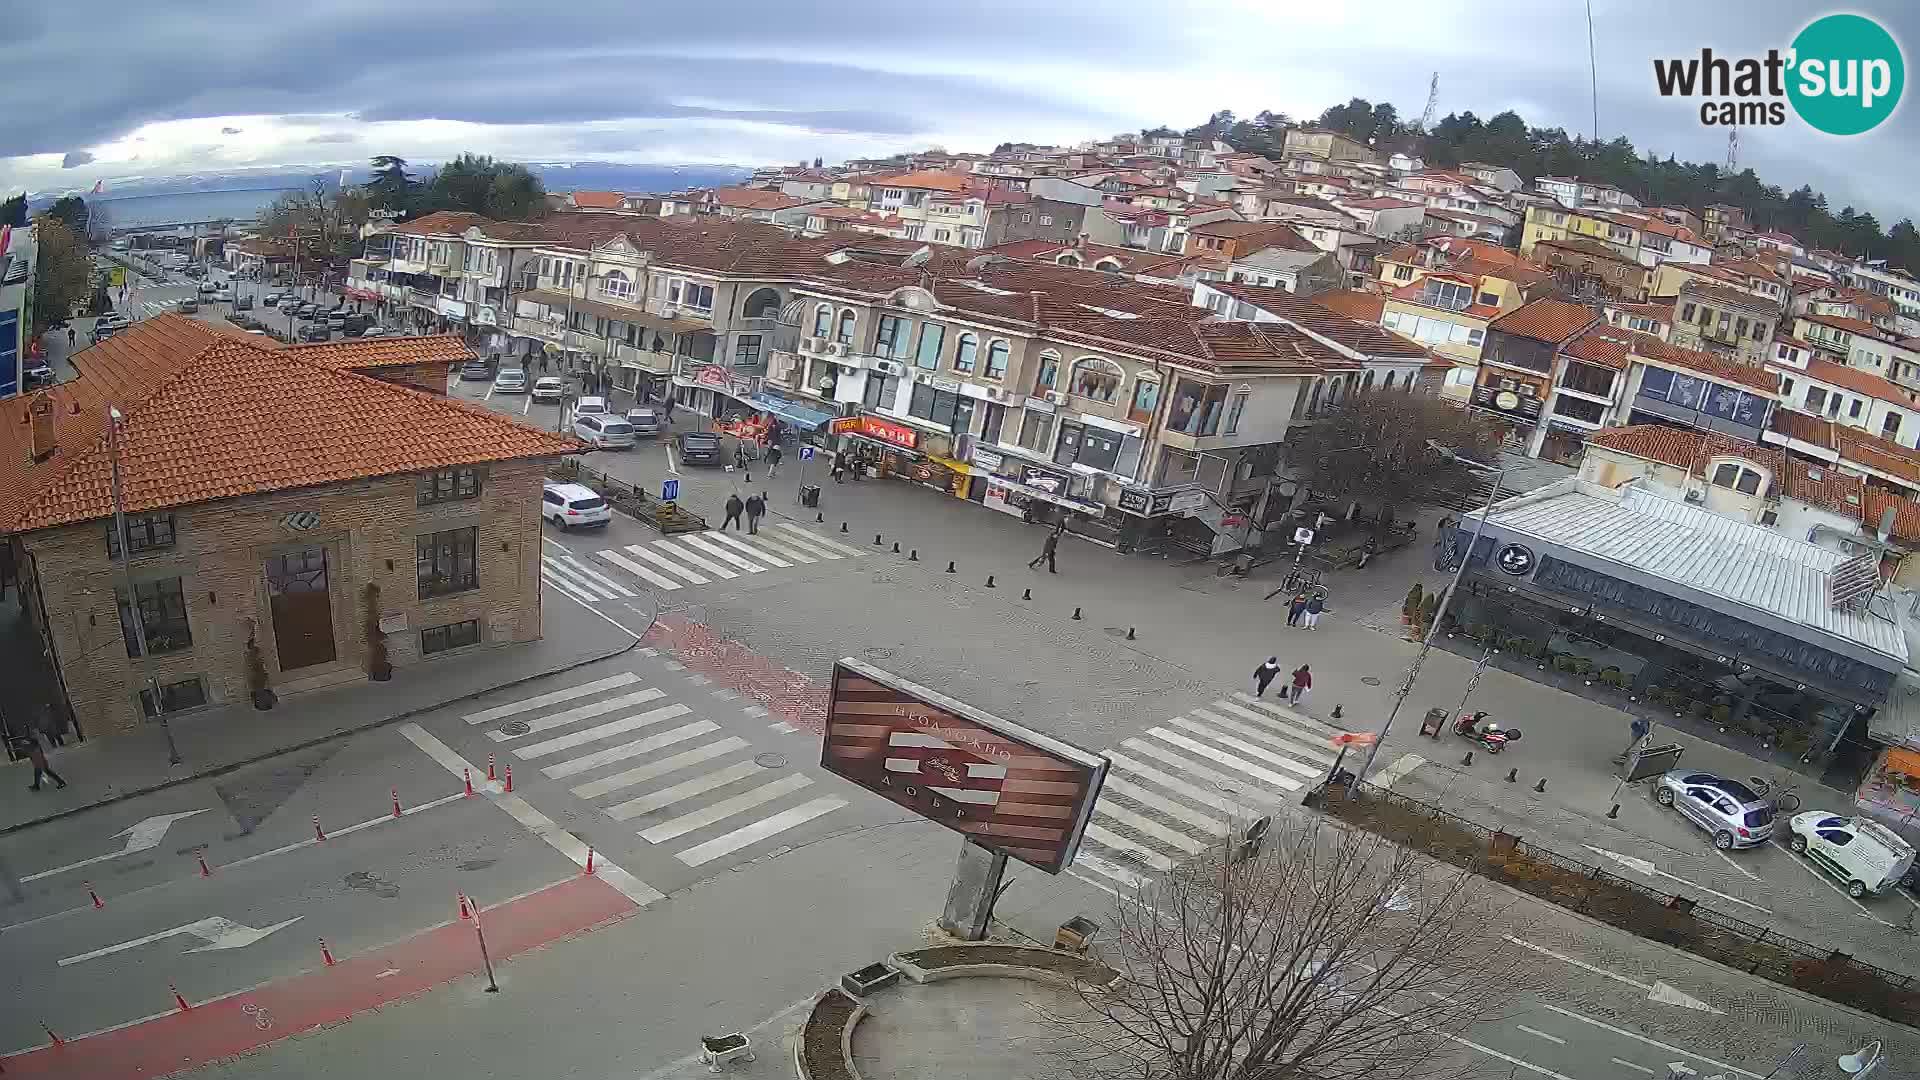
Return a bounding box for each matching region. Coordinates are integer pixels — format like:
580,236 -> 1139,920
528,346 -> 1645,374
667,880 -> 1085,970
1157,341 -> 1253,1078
276,662 -> 366,698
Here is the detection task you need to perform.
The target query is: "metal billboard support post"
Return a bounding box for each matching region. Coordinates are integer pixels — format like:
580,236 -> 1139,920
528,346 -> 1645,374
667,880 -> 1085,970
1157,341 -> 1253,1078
939,837 -> 1009,942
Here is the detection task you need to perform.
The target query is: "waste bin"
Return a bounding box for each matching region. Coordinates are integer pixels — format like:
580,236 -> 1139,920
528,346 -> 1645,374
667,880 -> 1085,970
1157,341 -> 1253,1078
1054,916 -> 1099,954
1418,707 -> 1448,739
799,484 -> 821,508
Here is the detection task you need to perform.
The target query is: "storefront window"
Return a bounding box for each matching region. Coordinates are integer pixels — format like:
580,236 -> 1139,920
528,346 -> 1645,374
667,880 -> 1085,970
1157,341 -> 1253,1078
863,374 -> 900,411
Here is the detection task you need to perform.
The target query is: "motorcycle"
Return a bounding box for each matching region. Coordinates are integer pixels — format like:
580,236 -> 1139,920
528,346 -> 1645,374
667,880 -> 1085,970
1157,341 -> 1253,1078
1453,712 -> 1522,754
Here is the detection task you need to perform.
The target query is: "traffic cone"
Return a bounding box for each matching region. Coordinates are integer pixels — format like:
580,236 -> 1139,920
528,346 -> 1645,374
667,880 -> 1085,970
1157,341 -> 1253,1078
487,753 -> 496,781
319,938 -> 336,966
313,815 -> 327,842
196,851 -> 213,877
458,894 -> 472,921
464,767 -> 474,797
585,847 -> 596,875
85,881 -> 103,909
171,983 -> 192,1012
504,765 -> 513,793
392,787 -> 403,818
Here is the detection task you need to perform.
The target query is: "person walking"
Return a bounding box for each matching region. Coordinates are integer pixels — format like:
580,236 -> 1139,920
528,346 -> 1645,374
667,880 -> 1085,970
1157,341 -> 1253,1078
765,443 -> 783,477
830,450 -> 846,484
66,326 -> 76,348
1028,526 -> 1060,574
744,493 -> 766,535
663,395 -> 676,423
1288,663 -> 1312,706
24,735 -> 65,792
1302,593 -> 1325,630
1286,592 -> 1309,627
1614,716 -> 1653,766
722,493 -> 745,531
1253,657 -> 1283,698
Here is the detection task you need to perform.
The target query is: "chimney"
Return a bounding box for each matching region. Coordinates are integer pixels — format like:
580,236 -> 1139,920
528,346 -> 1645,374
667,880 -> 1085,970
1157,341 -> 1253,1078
27,395 -> 56,461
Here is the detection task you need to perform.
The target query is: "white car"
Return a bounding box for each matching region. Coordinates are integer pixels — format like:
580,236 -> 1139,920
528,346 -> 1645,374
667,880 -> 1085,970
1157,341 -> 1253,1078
574,395 -> 609,418
214,288 -> 234,302
492,368 -> 529,394
574,414 -> 636,449
531,376 -> 565,402
359,326 -> 388,338
1787,811 -> 1917,898
541,482 -> 610,529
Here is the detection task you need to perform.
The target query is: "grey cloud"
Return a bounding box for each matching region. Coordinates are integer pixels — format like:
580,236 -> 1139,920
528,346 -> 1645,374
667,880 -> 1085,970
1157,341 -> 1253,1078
61,150 -> 93,168
305,132 -> 358,144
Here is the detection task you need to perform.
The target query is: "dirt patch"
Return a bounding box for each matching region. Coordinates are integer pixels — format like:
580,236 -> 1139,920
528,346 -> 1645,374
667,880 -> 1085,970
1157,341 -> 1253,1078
802,989 -> 860,1080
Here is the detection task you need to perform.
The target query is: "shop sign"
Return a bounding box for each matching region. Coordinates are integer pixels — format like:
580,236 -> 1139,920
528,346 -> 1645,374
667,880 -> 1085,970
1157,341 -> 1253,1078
850,416 -> 919,450
1022,465 -> 1068,494
689,363 -> 760,398
1496,543 -> 1536,576
473,305 -> 498,326
1117,488 -> 1152,514
969,447 -> 1004,472
930,376 -> 962,392
1024,396 -> 1056,415
1165,489 -> 1207,514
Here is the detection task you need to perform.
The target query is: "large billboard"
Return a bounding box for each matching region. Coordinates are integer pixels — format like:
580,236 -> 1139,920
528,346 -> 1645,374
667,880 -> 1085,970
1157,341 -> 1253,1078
821,659 -> 1107,875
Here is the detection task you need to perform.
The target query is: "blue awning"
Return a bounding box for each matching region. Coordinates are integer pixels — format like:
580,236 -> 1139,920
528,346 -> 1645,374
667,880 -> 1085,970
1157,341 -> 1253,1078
746,393 -> 836,432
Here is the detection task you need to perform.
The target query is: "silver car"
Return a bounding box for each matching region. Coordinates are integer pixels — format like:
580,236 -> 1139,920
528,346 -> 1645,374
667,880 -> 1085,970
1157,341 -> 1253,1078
1653,771 -> 1776,850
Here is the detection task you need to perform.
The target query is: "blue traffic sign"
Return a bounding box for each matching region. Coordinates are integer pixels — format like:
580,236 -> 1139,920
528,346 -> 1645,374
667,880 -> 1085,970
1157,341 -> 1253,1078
661,478 -> 680,501
799,445 -> 816,461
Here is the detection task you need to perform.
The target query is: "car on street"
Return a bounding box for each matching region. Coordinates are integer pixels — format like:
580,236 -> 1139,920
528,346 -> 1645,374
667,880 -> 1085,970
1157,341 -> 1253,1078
297,303 -> 319,319
573,414 -> 636,449
1653,771 -> 1776,850
214,288 -> 234,303
23,356 -> 54,389
531,376 -> 565,402
299,324 -> 332,342
541,481 -> 610,529
459,359 -> 493,381
263,292 -> 283,307
326,313 -> 347,330
625,406 -> 662,436
234,295 -> 253,312
1786,811 -> 1917,898
492,368 -> 529,393
178,298 -> 199,313
359,326 -> 388,338
677,431 -> 722,465
197,281 -> 218,295
574,395 -> 609,418
278,298 -> 301,314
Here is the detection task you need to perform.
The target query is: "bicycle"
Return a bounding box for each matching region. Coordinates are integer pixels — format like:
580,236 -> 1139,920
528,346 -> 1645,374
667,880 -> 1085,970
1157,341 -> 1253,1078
1749,776 -> 1802,813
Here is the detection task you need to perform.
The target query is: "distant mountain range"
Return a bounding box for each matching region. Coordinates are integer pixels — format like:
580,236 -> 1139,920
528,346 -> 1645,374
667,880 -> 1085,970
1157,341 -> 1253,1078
26,160 -> 753,205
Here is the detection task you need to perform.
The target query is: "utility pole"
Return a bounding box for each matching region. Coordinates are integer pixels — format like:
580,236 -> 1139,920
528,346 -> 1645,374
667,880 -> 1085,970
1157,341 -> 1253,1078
108,407 -> 182,766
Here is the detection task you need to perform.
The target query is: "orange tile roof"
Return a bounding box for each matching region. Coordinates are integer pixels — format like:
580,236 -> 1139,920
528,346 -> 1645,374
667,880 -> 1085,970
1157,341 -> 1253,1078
1633,336 -> 1779,392
1766,407 -> 1837,450
1834,426 -> 1920,486
1311,289 -> 1385,322
867,170 -> 973,193
1861,487 -> 1920,543
392,211 -> 493,237
0,315 -> 580,534
1489,298 -> 1598,344
569,190 -> 624,209
1588,424 -> 1786,476
1561,325 -> 1641,370
287,335 -> 475,371
708,187 -> 808,211
1800,312 -> 1886,338
1802,358 -> 1917,402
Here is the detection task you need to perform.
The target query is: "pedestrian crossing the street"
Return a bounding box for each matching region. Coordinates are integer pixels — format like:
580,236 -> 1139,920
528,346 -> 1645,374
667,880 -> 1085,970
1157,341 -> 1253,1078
1068,692 -> 1343,894
460,671 -> 849,868
540,522 -> 868,603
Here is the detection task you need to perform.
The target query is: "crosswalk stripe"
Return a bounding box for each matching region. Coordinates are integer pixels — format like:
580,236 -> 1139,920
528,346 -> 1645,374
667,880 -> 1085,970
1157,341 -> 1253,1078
1072,851 -> 1148,892
541,556 -> 621,600
678,534 -> 767,573
675,796 -> 847,867
702,530 -> 795,566
573,738 -> 750,800
1168,716 -> 1323,780
759,526 -> 845,560
484,688 -> 666,741
706,529 -> 814,564
556,555 -> 639,597
1147,728 -> 1303,792
1105,752 -> 1261,820
1212,698 -> 1344,746
593,548 -> 685,591
464,673 -> 640,724
648,539 -> 738,579
1093,800 -> 1207,854
606,760 -> 765,822
639,772 -> 814,843
732,530 -> 824,564
542,570 -> 603,605
1229,693 -> 1343,736
1101,776 -> 1227,836
773,523 -> 866,557
1083,824 -> 1175,871
540,721 -> 718,779
1117,741 -> 1289,807
514,703 -> 694,759
612,544 -> 711,584
1191,706 -> 1337,764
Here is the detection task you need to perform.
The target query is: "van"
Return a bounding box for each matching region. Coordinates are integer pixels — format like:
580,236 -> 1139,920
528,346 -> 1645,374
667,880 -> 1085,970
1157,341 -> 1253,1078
1787,811 -> 1917,898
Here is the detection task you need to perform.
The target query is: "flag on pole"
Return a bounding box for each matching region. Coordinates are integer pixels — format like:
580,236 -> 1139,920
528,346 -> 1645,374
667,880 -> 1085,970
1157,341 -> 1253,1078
91,179 -> 105,195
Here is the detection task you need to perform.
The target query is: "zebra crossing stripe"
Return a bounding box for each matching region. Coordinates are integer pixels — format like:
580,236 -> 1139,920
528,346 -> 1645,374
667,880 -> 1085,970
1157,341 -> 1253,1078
1147,728 -> 1304,792
606,759 -> 764,822
701,530 -> 795,567
1101,775 -> 1227,836
556,555 -> 640,597
1083,823 -> 1174,871
573,738 -> 750,801
1117,741 -> 1289,807
1104,751 -> 1261,819
675,796 -> 847,867
704,529 -> 813,564
1228,693 -> 1344,736
678,534 -> 767,573
647,539 -> 737,579
1212,698 -> 1345,747
639,772 -> 814,843
1168,716 -> 1323,780
484,688 -> 666,741
593,548 -> 685,591
729,530 -> 823,564
542,570 -> 602,605
762,525 -> 847,559
463,673 -> 640,724
1093,800 -> 1207,854
611,543 -> 710,584
541,556 -> 625,600
539,720 -> 719,779
1073,851 -> 1148,892
514,703 -> 695,759
1191,706 -> 1337,764
772,523 -> 866,557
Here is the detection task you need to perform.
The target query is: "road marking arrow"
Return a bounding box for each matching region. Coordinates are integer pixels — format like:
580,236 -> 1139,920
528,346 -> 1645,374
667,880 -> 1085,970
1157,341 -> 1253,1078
1582,844 -> 1772,915
58,915 -> 301,967
1505,936 -> 1722,1014
23,809 -> 212,882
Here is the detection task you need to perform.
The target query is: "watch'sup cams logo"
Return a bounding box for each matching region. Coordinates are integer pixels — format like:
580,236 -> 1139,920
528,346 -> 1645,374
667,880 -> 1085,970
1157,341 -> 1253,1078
1653,13 -> 1904,135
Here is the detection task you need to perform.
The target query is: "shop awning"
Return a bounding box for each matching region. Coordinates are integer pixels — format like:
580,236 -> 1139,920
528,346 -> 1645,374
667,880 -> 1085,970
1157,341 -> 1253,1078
746,393 -> 836,432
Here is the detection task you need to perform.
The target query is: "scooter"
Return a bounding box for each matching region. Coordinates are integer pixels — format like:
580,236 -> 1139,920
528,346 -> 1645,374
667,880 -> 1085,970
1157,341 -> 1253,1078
1453,712 -> 1522,754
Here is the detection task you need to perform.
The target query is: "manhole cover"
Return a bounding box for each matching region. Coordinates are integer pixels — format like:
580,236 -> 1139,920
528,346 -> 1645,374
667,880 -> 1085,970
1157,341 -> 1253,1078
499,719 -> 531,737
754,752 -> 789,769
862,647 -> 896,661
1361,676 -> 1382,686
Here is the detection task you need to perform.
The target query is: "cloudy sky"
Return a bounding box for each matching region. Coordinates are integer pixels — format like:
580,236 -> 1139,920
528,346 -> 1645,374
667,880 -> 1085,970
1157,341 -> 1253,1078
3,1 -> 1916,220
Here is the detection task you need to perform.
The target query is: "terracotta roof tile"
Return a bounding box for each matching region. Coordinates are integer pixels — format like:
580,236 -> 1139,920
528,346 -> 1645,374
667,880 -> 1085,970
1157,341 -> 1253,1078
1800,358 -> 1917,402
1587,424 -> 1785,476
1832,426 -> 1920,486
1489,299 -> 1599,344
708,187 -> 808,211
392,211 -> 494,237
1204,283 -> 1430,360
1632,336 -> 1779,393
569,190 -> 624,209
1801,312 -> 1886,338
1311,289 -> 1385,322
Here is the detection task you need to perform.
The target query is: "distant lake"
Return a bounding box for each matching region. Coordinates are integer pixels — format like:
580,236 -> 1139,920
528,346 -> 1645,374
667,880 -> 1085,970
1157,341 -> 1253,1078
97,188 -> 301,230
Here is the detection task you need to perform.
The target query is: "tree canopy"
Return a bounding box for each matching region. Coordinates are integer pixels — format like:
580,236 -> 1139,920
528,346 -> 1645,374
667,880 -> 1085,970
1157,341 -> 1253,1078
1288,389 -> 1505,519
420,153 -> 546,221
0,194 -> 25,229
31,218 -> 91,332
365,155 -> 418,217
258,179 -> 368,264
44,195 -> 89,237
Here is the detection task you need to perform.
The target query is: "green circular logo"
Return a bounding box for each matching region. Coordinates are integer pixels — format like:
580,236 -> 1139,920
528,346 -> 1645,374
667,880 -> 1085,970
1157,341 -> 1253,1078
1788,13 -> 1905,135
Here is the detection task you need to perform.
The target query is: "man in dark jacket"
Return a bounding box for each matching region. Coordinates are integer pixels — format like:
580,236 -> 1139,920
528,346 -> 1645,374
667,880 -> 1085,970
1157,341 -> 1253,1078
743,493 -> 766,534
1028,527 -> 1060,573
765,443 -> 783,477
722,494 -> 745,531
24,736 -> 65,791
1253,657 -> 1283,698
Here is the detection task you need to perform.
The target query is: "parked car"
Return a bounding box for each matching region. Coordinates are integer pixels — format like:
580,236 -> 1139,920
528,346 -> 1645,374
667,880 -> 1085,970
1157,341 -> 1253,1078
574,395 -> 609,418
23,357 -> 54,389
359,326 -> 388,338
296,303 -> 319,320
574,414 -> 636,449
299,324 -> 332,342
234,295 -> 253,312
531,376 -> 565,402
263,292 -> 283,307
326,313 -> 347,330
197,281 -> 218,295
1787,811 -> 1917,898
625,406 -> 661,436
178,298 -> 199,313
541,482 -> 610,529
1653,771 -> 1776,850
214,288 -> 234,303
677,431 -> 722,465
278,298 -> 301,314
459,359 -> 493,381
492,368 -> 529,394
342,313 -> 371,334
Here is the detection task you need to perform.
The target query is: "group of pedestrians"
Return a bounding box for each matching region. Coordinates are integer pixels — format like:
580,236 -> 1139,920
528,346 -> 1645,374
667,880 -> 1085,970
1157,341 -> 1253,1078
1285,590 -> 1326,629
1253,658 -> 1312,706
721,492 -> 767,534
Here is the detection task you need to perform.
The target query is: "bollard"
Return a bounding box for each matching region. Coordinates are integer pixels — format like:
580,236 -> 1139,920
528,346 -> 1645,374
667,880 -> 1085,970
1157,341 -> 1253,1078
841,521 -> 849,533
464,767 -> 474,798
171,983 -> 192,1012
320,938 -> 336,966
1331,704 -> 1344,720
1533,778 -> 1547,793
459,894 -> 472,921
39,1022 -> 62,1047
488,752 -> 496,781
908,549 -> 918,561
85,881 -> 104,909
1607,804 -> 1620,820
1461,752 -> 1473,767
504,765 -> 513,793
313,815 -> 327,842
874,534 -> 883,546
585,847 -> 596,876
892,541 -> 900,553
1072,607 -> 1083,620
1505,767 -> 1518,783
392,787 -> 403,818
196,851 -> 213,878
984,575 -> 995,588
1022,588 -> 1031,600
816,512 -> 824,523
1127,627 -> 1136,640
945,560 -> 956,573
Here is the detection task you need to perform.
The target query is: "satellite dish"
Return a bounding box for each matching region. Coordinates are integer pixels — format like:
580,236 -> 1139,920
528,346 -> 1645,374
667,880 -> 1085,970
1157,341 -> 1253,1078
901,245 -> 933,269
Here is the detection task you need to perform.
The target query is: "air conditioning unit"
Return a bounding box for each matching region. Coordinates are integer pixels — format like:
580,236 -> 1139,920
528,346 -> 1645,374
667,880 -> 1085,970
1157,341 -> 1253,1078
983,385 -> 1007,401
807,336 -> 827,353
873,359 -> 905,377
1684,488 -> 1705,504
1044,390 -> 1067,405
826,342 -> 847,356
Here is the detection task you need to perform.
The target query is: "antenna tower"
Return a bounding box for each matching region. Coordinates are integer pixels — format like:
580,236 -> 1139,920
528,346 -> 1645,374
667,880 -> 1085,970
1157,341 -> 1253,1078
1726,129 -> 1739,173
1418,72 -> 1440,132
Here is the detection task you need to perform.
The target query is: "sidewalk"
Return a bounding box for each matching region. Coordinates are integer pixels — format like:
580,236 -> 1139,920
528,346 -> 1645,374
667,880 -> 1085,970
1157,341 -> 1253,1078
0,590 -> 643,836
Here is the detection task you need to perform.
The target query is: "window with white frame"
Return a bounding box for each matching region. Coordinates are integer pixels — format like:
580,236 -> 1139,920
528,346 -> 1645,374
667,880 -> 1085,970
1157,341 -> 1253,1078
599,271 -> 634,300
667,279 -> 714,312
1069,357 -> 1124,402
812,304 -> 832,337
953,334 -> 978,374
1040,215 -> 1053,226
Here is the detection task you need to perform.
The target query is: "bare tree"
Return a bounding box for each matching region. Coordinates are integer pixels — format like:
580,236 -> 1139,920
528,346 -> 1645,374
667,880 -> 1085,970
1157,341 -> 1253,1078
257,179 -> 369,264
1288,390 -> 1503,522
1041,817 -> 1537,1080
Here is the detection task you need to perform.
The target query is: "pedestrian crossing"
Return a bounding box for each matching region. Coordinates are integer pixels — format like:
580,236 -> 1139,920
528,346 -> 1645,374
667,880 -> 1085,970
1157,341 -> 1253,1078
460,671 -> 848,868
540,522 -> 868,603
1069,691 -> 1345,894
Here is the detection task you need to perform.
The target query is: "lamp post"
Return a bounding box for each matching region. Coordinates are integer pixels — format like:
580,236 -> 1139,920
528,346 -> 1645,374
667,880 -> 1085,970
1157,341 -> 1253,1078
1357,442 -> 1505,782
108,407 -> 182,767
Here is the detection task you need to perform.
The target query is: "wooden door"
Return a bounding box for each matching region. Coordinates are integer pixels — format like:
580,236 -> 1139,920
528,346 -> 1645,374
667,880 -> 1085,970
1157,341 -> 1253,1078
266,547 -> 336,670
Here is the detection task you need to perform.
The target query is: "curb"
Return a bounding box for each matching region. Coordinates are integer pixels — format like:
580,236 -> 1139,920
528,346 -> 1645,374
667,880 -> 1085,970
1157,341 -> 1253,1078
0,628 -> 647,839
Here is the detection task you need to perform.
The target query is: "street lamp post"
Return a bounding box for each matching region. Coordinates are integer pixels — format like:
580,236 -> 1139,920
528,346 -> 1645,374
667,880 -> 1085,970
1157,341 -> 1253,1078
108,407 -> 182,767
1357,443 -> 1506,782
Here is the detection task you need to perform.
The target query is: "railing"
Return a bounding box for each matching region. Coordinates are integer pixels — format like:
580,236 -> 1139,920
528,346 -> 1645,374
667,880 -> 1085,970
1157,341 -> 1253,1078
408,289 -> 438,308
735,316 -> 779,332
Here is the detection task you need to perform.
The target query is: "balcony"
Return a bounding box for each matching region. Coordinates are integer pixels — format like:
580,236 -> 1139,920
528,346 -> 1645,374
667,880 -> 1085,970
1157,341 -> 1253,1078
408,289 -> 438,309
614,342 -> 671,372
646,298 -> 711,322
734,316 -> 779,333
